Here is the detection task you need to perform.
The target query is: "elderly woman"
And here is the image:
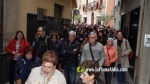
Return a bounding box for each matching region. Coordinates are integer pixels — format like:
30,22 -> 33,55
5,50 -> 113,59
113,30 -> 132,84
76,60 -> 104,84
25,50 -> 66,84
14,46 -> 41,84
103,38 -> 118,84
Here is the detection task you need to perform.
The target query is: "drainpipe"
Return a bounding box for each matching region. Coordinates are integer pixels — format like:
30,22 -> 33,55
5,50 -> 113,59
136,0 -> 145,84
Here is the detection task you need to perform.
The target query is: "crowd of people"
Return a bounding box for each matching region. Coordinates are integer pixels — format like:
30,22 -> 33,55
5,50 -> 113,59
5,24 -> 132,84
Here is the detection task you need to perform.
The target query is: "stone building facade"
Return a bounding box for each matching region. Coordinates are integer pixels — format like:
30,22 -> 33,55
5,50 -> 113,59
2,0 -> 76,49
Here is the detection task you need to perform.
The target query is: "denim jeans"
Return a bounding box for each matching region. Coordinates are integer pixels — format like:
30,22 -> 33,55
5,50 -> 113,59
64,65 -> 76,84
117,64 -> 125,84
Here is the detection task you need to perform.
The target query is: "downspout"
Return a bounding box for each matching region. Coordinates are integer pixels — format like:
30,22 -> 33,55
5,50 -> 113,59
136,0 -> 145,84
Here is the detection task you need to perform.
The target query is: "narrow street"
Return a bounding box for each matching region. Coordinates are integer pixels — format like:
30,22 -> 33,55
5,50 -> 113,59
1,0 -> 150,84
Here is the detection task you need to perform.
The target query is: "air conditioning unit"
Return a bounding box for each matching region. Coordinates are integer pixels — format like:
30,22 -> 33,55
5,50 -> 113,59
37,8 -> 47,20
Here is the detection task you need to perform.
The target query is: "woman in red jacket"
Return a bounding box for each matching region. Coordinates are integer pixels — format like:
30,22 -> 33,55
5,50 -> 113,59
6,30 -> 30,84
103,38 -> 118,84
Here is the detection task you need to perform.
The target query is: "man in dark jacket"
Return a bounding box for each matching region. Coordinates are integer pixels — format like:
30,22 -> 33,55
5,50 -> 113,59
61,31 -> 80,84
34,26 -> 54,58
63,24 -> 69,41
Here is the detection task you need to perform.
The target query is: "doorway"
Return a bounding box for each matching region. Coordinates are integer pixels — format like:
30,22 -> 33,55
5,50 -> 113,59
128,7 -> 140,79
54,4 -> 63,32
121,7 -> 140,79
27,14 -> 54,44
84,17 -> 87,24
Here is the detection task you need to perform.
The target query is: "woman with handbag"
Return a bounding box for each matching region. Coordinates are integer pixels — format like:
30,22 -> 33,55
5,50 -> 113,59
113,30 -> 132,84
103,38 -> 118,84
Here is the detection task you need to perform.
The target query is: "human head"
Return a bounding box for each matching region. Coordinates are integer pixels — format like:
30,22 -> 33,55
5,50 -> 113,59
88,32 -> 97,44
69,31 -> 76,43
50,33 -> 60,43
80,29 -> 84,35
114,30 -> 117,38
79,60 -> 100,84
63,24 -> 68,30
98,31 -> 104,37
116,30 -> 123,40
41,50 -> 58,76
82,28 -> 86,32
15,30 -> 25,41
37,26 -> 46,37
23,46 -> 35,60
107,38 -> 113,46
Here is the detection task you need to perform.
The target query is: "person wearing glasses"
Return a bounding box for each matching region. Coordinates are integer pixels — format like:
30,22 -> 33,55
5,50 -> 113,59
6,30 -> 30,84
81,32 -> 105,67
34,26 -> 54,59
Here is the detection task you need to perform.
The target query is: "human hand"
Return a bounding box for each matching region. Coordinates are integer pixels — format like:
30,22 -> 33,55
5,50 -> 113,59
12,51 -> 17,55
16,53 -> 20,56
73,49 -> 77,51
122,53 -> 126,57
80,38 -> 83,40
109,60 -> 112,64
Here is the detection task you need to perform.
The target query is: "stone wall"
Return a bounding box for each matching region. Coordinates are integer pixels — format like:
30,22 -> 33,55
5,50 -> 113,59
137,0 -> 150,84
3,0 -> 20,51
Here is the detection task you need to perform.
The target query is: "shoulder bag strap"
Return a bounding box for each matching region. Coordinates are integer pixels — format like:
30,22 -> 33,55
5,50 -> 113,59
89,43 -> 95,61
106,47 -> 110,60
45,36 -> 49,47
125,40 -> 128,49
